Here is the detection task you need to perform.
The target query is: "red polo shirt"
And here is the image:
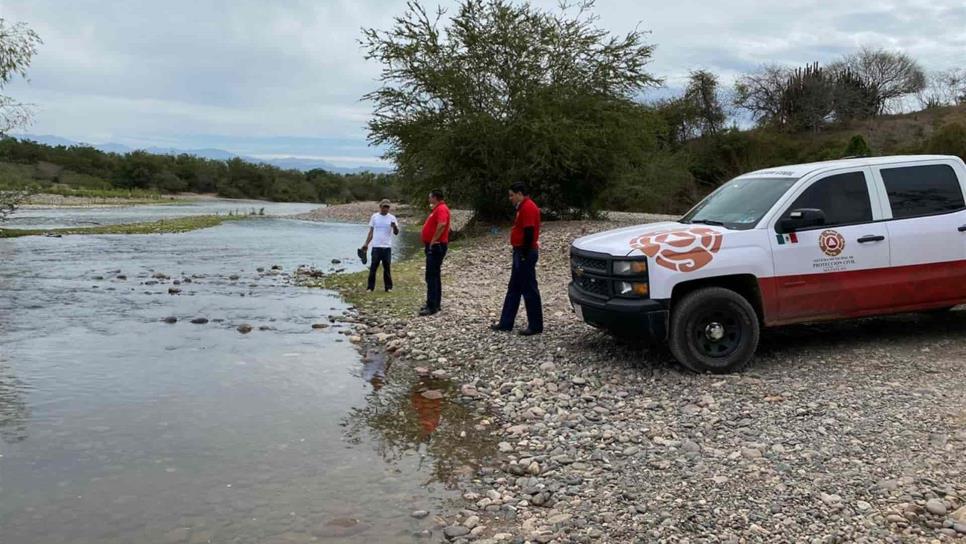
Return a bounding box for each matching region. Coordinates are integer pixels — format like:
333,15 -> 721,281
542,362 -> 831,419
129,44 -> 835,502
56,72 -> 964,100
421,202 -> 451,244
510,197 -> 540,248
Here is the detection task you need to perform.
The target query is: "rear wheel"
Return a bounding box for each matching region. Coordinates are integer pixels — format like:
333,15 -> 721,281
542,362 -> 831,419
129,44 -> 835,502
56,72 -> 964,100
669,287 -> 760,373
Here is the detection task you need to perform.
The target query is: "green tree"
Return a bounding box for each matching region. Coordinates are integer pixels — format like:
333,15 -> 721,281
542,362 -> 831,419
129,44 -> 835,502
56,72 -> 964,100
0,18 -> 41,135
362,0 -> 660,219
831,47 -> 926,115
0,18 -> 41,221
683,70 -> 726,137
843,134 -> 872,157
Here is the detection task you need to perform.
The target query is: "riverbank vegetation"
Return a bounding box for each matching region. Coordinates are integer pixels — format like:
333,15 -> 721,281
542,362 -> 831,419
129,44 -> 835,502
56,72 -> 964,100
0,214 -> 244,238
298,253 -> 432,320
0,139 -> 402,206
363,0 -> 966,220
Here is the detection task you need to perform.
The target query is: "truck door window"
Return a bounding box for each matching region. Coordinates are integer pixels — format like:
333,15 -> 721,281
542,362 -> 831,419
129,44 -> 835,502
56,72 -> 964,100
784,171 -> 872,228
880,164 -> 966,219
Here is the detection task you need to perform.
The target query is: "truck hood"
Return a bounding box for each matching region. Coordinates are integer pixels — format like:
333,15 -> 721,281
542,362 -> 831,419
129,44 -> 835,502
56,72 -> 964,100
572,221 -> 724,257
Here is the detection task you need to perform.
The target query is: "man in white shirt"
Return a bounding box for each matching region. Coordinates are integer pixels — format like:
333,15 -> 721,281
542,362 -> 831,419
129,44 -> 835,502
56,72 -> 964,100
362,199 -> 400,291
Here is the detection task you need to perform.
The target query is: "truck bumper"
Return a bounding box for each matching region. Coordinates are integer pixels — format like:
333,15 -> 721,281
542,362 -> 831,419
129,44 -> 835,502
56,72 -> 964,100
568,283 -> 669,341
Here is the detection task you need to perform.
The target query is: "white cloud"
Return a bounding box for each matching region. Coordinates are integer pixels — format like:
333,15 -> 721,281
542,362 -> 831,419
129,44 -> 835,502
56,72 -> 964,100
3,0 -> 964,165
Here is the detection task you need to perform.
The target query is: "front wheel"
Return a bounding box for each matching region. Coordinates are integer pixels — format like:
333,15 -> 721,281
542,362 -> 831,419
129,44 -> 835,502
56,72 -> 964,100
669,287 -> 760,373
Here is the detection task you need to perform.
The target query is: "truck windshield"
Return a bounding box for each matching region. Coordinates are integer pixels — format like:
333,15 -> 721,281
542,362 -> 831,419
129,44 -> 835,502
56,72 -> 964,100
681,177 -> 798,230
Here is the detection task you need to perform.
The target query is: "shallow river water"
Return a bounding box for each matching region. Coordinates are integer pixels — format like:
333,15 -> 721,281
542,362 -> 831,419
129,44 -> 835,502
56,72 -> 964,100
0,204 -> 487,543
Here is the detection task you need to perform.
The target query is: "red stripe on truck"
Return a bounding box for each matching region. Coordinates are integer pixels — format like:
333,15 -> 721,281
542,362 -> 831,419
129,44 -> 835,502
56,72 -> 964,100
758,259 -> 966,326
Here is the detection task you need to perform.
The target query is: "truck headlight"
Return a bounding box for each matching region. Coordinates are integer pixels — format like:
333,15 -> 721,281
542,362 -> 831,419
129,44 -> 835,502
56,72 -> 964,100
618,281 -> 649,296
613,260 -> 647,275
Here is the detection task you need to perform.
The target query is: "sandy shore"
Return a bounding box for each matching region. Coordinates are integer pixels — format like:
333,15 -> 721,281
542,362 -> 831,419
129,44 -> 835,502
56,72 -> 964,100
310,214 -> 966,543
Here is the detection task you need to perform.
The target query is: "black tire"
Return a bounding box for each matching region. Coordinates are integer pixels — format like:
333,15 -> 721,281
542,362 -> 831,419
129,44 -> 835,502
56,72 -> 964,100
669,287 -> 760,374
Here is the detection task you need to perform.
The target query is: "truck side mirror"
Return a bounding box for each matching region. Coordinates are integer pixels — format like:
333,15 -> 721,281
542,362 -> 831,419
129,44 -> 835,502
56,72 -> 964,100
779,208 -> 826,233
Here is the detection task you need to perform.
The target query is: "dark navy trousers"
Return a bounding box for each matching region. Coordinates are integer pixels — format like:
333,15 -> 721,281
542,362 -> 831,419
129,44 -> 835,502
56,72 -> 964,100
498,248 -> 543,332
424,243 -> 447,310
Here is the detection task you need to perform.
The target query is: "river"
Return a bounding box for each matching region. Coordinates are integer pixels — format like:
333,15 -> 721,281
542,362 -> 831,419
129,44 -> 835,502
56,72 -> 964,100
0,200 -> 488,543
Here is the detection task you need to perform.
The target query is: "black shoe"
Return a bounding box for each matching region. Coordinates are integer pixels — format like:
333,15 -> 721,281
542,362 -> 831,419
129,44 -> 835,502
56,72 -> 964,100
518,328 -> 542,336
418,307 -> 439,316
489,324 -> 511,332
357,248 -> 367,264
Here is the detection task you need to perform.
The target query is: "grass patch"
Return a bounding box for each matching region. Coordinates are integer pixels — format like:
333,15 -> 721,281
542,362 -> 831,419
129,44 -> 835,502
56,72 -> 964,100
299,248 -> 462,319
0,214 -> 246,238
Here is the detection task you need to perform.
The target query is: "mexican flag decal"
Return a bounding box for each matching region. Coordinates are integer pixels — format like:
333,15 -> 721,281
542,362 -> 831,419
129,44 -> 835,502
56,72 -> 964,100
776,232 -> 799,245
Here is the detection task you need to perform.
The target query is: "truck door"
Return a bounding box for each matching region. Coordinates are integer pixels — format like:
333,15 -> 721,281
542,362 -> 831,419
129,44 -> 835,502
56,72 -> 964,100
872,162 -> 966,308
769,168 -> 891,323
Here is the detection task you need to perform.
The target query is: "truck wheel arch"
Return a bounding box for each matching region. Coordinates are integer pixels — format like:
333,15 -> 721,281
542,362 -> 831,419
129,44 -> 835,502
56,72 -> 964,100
670,275 -> 767,325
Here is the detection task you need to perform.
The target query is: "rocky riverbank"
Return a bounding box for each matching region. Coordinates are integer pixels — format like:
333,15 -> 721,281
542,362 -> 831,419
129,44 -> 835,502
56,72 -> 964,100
294,200 -> 475,232
22,192 -> 188,207
306,217 -> 966,543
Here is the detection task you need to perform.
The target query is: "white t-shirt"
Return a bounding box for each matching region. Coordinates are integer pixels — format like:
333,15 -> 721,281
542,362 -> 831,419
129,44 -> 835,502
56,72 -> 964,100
369,212 -> 398,248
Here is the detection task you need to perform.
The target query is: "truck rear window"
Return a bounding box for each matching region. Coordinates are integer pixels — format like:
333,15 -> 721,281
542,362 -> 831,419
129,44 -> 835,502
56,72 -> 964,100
881,164 -> 966,219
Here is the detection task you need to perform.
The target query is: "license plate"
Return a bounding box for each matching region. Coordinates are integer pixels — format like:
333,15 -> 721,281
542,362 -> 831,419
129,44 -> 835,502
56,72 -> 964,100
573,303 -> 584,321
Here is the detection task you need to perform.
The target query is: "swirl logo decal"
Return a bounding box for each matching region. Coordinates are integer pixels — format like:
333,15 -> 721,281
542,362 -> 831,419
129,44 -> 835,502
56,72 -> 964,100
819,230 -> 846,257
629,227 -> 723,272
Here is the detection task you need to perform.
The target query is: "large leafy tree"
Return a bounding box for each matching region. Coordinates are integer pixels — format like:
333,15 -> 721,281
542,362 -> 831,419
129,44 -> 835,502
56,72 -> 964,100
362,0 -> 660,219
0,18 -> 41,222
830,47 -> 926,115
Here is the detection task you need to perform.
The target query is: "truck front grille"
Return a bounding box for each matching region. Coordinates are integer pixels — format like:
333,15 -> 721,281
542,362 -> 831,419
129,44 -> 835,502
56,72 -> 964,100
571,254 -> 608,274
573,274 -> 610,297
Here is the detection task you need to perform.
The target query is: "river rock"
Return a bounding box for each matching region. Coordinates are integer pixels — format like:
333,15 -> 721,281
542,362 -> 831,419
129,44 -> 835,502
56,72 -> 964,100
925,498 -> 947,516
443,525 -> 469,539
190,318 -> 209,324
237,324 -> 253,334
311,517 -> 366,538
311,323 -> 329,329
168,288 -> 181,295
162,316 -> 178,324
411,510 -> 430,519
421,390 -> 444,400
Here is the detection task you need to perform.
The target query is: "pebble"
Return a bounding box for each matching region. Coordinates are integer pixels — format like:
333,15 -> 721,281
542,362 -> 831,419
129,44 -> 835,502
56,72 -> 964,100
443,525 -> 470,539
925,498 -> 947,516
411,510 -> 430,519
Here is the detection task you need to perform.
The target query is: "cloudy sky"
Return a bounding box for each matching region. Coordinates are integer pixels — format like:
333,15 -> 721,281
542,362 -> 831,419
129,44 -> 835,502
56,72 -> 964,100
2,0 -> 964,167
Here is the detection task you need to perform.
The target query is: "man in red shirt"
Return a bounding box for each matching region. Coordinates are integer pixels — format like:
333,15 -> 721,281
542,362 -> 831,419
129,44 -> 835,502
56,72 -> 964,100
491,182 -> 543,335
419,189 -> 450,316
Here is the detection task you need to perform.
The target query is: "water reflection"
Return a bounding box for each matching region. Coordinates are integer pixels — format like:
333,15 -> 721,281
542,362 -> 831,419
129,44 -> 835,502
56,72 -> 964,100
0,219 -> 469,543
346,356 -> 497,487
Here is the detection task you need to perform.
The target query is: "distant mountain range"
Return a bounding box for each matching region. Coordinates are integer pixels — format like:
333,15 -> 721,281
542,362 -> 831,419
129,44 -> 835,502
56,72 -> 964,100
13,134 -> 393,174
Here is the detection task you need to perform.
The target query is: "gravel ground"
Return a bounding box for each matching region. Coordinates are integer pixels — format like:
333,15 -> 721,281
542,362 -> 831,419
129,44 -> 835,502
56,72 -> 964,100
322,217 -> 966,543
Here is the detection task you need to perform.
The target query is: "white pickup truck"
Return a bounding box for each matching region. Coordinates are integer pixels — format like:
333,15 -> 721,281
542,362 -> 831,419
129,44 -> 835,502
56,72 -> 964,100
569,155 -> 966,373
